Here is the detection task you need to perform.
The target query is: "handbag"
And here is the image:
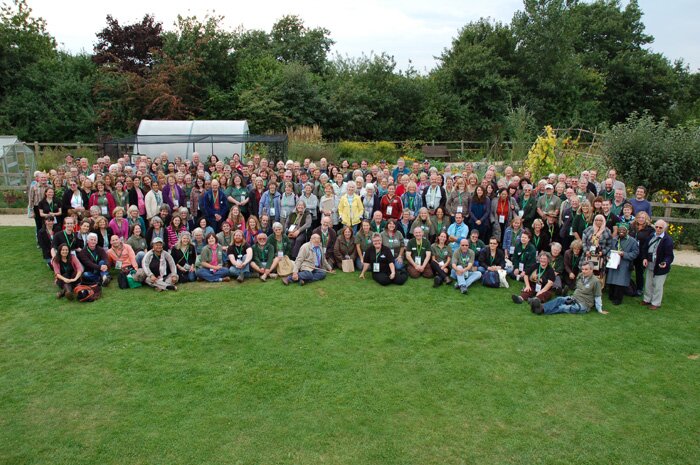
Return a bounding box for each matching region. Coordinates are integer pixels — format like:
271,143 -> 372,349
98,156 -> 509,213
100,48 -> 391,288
126,270 -> 142,288
481,270 -> 500,288
341,258 -> 355,273
277,256 -> 294,277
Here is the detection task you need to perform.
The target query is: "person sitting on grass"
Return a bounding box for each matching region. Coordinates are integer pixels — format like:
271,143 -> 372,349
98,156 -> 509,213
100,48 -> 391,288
509,229 -> 537,281
477,236 -> 506,274
170,231 -> 197,283
333,226 -> 358,270
77,233 -> 111,286
359,233 -> 408,286
196,233 -> 231,283
529,261 -> 608,315
250,233 -> 279,281
451,238 -> 482,295
135,237 -> 179,292
512,252 -> 556,305
430,231 -> 453,287
406,227 -> 433,279
227,230 -> 253,283
282,233 -> 333,286
52,243 -> 83,299
311,215 -> 337,268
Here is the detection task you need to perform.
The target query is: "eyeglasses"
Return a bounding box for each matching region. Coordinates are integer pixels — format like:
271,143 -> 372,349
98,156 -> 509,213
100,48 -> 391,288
655,226 -> 664,230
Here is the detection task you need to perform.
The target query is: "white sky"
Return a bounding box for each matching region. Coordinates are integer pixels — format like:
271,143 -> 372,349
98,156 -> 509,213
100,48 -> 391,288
28,0 -> 700,73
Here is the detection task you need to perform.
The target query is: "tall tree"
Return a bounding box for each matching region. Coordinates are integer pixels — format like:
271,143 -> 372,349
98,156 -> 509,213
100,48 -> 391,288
93,14 -> 163,75
433,19 -> 520,139
270,15 -> 333,74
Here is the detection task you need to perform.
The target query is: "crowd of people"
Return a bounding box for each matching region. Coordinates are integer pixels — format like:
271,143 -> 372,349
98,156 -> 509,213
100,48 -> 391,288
31,152 -> 674,314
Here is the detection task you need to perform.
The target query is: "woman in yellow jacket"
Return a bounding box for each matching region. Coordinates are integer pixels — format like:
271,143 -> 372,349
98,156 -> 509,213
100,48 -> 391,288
338,182 -> 364,233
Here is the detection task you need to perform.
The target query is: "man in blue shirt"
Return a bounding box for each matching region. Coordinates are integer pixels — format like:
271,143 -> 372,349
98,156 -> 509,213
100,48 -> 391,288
447,212 -> 469,251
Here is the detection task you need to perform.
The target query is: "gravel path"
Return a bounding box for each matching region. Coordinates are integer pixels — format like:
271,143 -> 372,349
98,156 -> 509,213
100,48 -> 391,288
2,214 -> 699,267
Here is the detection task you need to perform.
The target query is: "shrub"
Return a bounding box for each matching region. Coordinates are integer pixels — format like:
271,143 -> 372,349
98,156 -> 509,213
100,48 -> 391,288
603,113 -> 700,197
37,147 -> 98,172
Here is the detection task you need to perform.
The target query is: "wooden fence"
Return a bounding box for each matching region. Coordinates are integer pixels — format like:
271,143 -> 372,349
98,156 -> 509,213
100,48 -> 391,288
651,202 -> 700,225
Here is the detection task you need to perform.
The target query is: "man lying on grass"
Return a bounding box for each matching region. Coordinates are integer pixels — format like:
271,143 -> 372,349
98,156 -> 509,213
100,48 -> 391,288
529,261 -> 608,315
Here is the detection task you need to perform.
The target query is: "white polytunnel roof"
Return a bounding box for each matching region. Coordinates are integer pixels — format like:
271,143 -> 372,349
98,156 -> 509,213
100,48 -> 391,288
134,120 -> 250,160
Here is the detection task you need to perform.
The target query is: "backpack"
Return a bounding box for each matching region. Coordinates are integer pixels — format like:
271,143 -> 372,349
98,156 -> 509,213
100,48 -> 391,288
74,284 -> 102,302
481,270 -> 500,288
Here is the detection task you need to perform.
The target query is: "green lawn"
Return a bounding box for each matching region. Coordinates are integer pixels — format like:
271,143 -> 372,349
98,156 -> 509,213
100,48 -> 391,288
1,226 -> 698,465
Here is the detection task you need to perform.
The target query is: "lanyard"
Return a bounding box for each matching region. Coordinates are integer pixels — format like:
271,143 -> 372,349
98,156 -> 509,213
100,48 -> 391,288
460,253 -> 469,266
63,231 -> 74,248
437,221 -> 443,232
321,231 -> 328,247
183,248 -> 190,263
572,254 -> 580,269
416,241 -> 423,258
544,195 -> 552,210
258,245 -> 268,263
88,248 -> 98,262
489,253 -> 496,265
537,265 -> 546,281
521,197 -> 530,209
533,234 -> 541,249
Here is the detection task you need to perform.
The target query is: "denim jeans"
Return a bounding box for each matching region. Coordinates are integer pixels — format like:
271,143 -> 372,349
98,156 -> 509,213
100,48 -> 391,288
542,296 -> 588,315
82,260 -> 109,284
196,267 -> 229,282
297,269 -> 326,284
228,263 -> 251,278
450,269 -> 482,288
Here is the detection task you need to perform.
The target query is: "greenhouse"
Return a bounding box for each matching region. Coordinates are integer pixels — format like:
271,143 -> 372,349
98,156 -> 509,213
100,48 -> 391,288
0,136 -> 35,187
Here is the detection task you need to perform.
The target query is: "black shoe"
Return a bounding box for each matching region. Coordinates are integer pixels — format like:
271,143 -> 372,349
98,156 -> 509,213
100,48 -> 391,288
530,298 -> 543,314
236,275 -> 244,283
299,279 -> 305,286
460,285 -> 468,294
511,294 -> 524,304
166,285 -> 176,291
433,277 -> 442,288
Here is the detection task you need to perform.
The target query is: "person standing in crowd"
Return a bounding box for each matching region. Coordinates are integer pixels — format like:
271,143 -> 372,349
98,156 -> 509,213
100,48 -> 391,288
606,223 -> 639,305
641,220 -> 674,310
202,179 -> 229,232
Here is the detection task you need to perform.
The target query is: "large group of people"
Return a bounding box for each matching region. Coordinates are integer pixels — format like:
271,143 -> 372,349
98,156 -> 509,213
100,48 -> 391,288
32,152 -> 674,314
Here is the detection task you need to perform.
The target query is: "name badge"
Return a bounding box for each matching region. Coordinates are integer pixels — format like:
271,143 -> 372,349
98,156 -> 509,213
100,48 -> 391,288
438,261 -> 445,267
590,245 -> 597,253
519,263 -> 524,272
261,261 -> 267,267
269,207 -> 276,216
173,199 -> 179,208
499,215 -> 505,223
386,206 -> 393,216
70,250 -> 76,256
569,227 -> 573,235
373,263 -> 380,272
457,206 -> 463,213
277,251 -> 283,257
186,201 -> 191,209
101,206 -> 108,215
404,239 -> 409,246
415,256 -> 422,266
115,261 -> 122,270
509,246 -> 515,254
535,283 -> 542,292
288,225 -> 296,232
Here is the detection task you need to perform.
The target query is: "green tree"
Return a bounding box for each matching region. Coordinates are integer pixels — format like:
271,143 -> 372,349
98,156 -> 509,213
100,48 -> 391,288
569,0 -> 678,123
270,15 -> 333,74
512,0 -> 605,129
433,19 -> 520,139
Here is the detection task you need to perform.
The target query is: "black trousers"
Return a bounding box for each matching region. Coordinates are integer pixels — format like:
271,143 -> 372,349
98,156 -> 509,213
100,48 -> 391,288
608,284 -> 626,303
430,261 -> 450,281
372,269 -> 408,286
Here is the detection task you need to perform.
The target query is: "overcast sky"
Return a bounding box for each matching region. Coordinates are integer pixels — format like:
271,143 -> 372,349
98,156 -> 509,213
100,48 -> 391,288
29,0 -> 699,73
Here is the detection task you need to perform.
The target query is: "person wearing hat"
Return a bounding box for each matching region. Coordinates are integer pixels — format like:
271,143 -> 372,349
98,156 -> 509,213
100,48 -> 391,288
134,236 -> 179,291
537,183 -> 561,220
542,209 -> 560,247
605,223 -> 639,305
422,159 -> 431,174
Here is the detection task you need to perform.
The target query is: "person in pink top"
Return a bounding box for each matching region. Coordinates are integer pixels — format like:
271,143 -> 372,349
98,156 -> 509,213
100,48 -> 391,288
108,206 -> 130,240
107,235 -> 138,274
